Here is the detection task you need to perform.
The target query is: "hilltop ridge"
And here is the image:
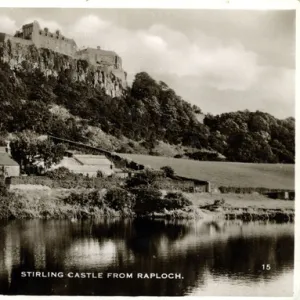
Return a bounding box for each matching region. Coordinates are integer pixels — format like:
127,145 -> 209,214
0,23 -> 295,164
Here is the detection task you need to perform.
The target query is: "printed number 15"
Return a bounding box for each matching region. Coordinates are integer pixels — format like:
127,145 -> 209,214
262,264 -> 271,270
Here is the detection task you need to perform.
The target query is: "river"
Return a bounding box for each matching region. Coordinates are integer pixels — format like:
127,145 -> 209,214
0,219 -> 294,296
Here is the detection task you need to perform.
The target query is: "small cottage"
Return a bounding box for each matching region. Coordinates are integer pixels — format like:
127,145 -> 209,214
0,152 -> 20,178
50,153 -> 115,177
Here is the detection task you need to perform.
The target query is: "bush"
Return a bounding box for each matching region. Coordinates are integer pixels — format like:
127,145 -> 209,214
96,170 -> 104,178
132,187 -> 164,214
0,180 -> 8,197
160,166 -> 175,177
164,192 -> 193,209
0,137 -> 7,147
186,151 -> 223,161
45,167 -> 76,180
64,190 -> 105,207
126,169 -> 161,189
105,187 -> 135,211
133,189 -> 192,214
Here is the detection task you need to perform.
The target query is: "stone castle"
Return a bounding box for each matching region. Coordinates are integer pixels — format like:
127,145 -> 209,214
0,21 -> 127,97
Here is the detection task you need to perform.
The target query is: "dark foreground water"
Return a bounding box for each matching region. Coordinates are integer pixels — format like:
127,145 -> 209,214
0,219 -> 294,296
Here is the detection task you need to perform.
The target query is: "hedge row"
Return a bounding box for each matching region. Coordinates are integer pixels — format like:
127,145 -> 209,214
10,175 -> 122,189
219,186 -> 293,194
64,187 -> 193,215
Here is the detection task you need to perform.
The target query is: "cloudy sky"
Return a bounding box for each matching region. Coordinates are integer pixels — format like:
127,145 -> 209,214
0,8 -> 295,118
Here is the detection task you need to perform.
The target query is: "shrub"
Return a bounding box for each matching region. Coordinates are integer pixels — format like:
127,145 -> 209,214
160,166 -> 175,177
105,187 -> 135,211
133,189 -> 192,214
0,180 -> 8,197
0,137 -> 7,147
96,170 -> 104,178
133,187 -> 164,214
186,151 -> 223,161
126,169 -> 161,189
64,190 -> 105,208
45,167 -> 75,180
164,192 -> 193,210
117,144 -> 134,153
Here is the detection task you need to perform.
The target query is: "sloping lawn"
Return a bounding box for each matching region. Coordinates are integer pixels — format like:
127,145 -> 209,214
119,154 -> 294,190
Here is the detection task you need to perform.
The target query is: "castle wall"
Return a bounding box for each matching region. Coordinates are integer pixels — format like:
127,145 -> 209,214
13,21 -> 77,57
30,23 -> 77,57
4,35 -> 33,47
1,33 -> 34,47
76,48 -> 122,68
32,34 -> 77,57
1,21 -> 127,96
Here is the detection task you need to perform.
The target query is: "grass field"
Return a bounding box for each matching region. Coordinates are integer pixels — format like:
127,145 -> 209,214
118,154 -> 295,190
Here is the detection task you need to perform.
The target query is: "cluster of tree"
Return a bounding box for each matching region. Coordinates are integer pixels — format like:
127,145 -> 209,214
62,168 -> 192,215
204,111 -> 295,163
0,60 -> 295,163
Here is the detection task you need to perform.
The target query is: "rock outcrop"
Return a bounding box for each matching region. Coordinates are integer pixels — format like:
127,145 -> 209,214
0,39 -> 127,98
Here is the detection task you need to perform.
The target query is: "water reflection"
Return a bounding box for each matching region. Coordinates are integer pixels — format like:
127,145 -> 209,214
0,219 -> 294,296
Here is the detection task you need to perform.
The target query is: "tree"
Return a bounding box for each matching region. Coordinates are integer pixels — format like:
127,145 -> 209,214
133,187 -> 163,214
105,187 -> 135,211
131,72 -> 160,99
36,141 -> 66,169
10,132 -> 66,172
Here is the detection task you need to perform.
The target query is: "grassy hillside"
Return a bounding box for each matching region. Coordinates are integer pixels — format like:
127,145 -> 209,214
0,58 -> 295,163
118,154 -> 294,189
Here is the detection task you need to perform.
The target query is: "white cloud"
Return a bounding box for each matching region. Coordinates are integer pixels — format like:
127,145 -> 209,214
47,14 -> 260,92
141,34 -> 167,51
0,14 -> 294,118
0,16 -> 18,34
72,15 -> 111,35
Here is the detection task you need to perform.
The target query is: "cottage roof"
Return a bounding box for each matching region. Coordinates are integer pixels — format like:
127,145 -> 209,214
0,153 -> 19,166
74,155 -> 113,166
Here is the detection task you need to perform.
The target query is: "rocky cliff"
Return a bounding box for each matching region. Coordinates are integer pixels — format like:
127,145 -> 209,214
0,39 -> 127,98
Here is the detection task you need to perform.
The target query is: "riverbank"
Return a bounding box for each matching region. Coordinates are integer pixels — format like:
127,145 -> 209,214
0,186 -> 294,222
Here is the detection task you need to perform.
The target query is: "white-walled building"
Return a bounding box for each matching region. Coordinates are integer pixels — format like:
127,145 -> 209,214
0,151 -> 20,178
50,154 -> 114,177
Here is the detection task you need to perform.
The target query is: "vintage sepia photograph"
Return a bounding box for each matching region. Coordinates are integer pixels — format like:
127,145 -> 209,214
0,3 -> 297,297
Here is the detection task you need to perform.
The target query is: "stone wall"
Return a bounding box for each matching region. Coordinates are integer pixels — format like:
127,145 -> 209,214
76,48 -> 116,66
14,21 -> 77,57
33,33 -> 77,57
